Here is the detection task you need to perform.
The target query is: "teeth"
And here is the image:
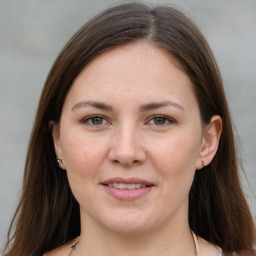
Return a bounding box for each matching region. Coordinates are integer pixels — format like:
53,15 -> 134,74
119,183 -> 126,189
107,183 -> 147,189
127,184 -> 136,189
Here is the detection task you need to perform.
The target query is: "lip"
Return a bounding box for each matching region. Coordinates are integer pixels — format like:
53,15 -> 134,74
101,177 -> 155,186
101,177 -> 155,201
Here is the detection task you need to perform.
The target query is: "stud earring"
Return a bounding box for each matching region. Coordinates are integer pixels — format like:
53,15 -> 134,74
201,160 -> 206,168
57,159 -> 64,166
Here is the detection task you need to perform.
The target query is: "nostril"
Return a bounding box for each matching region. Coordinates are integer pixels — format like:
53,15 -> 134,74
111,159 -> 141,168
108,139 -> 146,167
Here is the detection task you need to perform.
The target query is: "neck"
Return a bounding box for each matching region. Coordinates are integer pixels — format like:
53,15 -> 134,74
76,214 -> 196,256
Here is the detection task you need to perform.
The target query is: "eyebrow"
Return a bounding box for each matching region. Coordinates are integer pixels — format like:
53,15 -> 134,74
139,100 -> 185,112
71,100 -> 185,112
71,100 -> 113,111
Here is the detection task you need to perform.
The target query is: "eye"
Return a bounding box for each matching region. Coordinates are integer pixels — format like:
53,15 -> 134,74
147,115 -> 175,126
82,115 -> 109,126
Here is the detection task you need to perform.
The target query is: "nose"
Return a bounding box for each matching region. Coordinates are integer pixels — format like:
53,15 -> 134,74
108,124 -> 146,167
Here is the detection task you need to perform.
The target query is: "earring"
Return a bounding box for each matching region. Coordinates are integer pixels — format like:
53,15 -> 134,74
57,159 -> 64,166
201,160 -> 206,168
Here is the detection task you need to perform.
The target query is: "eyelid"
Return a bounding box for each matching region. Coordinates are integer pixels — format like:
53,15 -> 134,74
81,114 -> 111,126
80,114 -> 176,127
145,114 -> 176,126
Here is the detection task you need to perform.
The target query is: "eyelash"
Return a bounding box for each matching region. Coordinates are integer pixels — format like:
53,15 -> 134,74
81,114 -> 176,127
81,115 -> 110,126
146,115 -> 176,126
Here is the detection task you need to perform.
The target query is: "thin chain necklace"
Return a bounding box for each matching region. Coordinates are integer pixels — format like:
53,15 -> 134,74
68,238 -> 79,256
68,232 -> 198,256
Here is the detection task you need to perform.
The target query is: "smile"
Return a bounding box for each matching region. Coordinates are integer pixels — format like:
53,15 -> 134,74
101,177 -> 155,200
106,183 -> 147,189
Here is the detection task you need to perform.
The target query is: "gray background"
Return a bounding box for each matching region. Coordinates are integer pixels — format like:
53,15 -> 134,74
0,0 -> 255,251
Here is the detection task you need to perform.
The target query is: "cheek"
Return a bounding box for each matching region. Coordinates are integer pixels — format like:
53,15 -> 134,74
149,130 -> 201,188
60,130 -> 108,179
153,133 -> 200,169
60,132 -> 108,205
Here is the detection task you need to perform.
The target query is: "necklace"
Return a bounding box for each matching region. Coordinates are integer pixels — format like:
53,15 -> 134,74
192,231 -> 199,256
68,238 -> 79,256
68,232 -> 198,256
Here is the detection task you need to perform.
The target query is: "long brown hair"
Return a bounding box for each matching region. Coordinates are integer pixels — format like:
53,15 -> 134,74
4,3 -> 255,255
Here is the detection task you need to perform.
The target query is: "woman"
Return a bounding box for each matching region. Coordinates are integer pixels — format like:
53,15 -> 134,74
4,3 -> 255,256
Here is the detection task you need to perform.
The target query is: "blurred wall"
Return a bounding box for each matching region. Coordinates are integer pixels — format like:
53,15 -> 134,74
0,0 -> 255,251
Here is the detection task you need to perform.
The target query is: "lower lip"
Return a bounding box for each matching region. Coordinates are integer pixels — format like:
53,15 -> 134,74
103,185 -> 154,200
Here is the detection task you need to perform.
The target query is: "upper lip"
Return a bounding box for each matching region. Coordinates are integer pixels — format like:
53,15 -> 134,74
101,177 -> 155,186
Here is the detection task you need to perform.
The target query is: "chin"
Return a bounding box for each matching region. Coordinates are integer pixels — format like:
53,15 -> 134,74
105,222 -> 151,235
99,211 -> 156,235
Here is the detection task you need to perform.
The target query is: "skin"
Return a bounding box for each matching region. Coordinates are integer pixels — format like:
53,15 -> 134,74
49,42 -> 222,256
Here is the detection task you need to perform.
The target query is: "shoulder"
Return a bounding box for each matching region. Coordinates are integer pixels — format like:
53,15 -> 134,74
44,238 -> 78,256
196,236 -> 222,256
196,236 -> 256,256
223,252 -> 256,256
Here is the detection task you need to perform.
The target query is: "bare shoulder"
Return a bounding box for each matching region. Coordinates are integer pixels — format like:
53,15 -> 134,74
197,236 -> 256,256
44,238 -> 78,256
197,236 -> 222,255
223,252 -> 256,256
232,251 -> 256,256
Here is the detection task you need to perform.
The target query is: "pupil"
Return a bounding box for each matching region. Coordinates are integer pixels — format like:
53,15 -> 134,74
92,117 -> 103,125
155,117 -> 165,125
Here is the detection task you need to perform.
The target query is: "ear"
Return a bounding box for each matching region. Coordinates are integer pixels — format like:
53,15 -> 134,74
196,115 -> 222,170
49,120 -> 66,170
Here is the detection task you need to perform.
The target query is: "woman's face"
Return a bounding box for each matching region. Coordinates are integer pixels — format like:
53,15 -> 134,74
52,43 -> 208,234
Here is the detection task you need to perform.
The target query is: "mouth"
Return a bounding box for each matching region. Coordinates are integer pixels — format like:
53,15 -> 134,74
101,177 -> 155,200
103,183 -> 152,189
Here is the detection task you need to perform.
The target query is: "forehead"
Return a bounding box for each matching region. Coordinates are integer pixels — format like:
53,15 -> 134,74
78,42 -> 185,81
63,42 -> 197,110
